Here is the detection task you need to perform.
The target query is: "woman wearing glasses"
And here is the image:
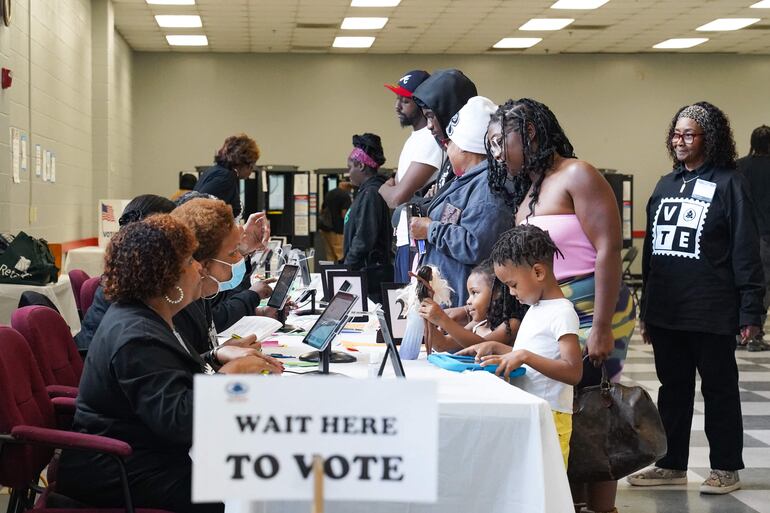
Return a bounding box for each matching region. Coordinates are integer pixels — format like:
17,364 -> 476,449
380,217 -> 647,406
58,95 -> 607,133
486,98 -> 635,513
629,102 -> 764,494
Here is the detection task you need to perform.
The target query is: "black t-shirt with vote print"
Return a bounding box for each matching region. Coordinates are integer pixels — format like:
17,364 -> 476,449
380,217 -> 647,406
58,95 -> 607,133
640,163 -> 765,336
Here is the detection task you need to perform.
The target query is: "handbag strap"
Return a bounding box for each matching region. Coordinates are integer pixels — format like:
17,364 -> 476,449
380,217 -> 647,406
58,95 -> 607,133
600,363 -> 610,391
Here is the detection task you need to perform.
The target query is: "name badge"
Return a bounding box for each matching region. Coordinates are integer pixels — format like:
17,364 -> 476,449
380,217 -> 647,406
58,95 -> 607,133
691,179 -> 716,202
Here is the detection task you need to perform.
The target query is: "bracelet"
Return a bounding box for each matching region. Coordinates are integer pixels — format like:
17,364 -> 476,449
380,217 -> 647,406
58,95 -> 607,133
211,345 -> 222,365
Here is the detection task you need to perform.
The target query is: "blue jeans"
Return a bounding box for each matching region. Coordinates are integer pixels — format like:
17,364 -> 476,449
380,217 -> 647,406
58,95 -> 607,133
394,245 -> 411,284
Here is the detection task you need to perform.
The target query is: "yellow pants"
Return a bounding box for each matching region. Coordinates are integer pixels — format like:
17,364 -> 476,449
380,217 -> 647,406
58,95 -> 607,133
552,410 -> 573,469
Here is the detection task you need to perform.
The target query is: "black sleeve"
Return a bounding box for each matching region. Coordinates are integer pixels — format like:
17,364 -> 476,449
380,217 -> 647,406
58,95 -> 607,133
728,175 -> 765,327
111,340 -> 194,447
74,286 -> 110,351
640,195 -> 654,317
343,191 -> 379,270
195,170 -> 232,200
210,289 -> 262,331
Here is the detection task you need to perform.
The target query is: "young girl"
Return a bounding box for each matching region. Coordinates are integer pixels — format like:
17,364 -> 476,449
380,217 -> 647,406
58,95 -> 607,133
417,260 -> 525,352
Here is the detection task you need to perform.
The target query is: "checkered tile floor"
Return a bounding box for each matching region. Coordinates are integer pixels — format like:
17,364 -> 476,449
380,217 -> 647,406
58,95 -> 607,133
616,323 -> 770,513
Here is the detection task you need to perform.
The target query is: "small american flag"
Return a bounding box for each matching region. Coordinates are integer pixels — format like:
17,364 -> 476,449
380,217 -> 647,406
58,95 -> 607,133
101,203 -> 115,222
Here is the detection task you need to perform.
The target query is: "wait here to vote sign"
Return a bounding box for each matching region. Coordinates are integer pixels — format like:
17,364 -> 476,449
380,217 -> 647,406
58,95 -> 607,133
191,376 -> 438,503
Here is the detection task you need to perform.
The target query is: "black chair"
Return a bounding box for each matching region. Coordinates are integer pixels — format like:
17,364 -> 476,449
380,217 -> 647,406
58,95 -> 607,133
621,247 -> 643,308
18,291 -> 60,313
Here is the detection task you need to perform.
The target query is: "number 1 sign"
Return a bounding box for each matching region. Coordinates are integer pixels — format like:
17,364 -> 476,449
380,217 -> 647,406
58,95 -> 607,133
380,283 -> 409,343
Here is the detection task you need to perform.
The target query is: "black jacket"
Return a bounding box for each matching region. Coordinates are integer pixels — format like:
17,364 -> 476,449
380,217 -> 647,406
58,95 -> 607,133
738,155 -> 770,236
194,164 -> 242,219
641,163 -> 765,335
343,174 -> 392,270
75,284 -> 260,354
343,175 -> 393,300
59,302 -> 205,504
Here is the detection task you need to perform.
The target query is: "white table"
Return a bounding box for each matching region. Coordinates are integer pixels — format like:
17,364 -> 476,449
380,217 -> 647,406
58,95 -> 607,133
63,246 -> 106,278
0,274 -> 81,334
225,321 -> 573,513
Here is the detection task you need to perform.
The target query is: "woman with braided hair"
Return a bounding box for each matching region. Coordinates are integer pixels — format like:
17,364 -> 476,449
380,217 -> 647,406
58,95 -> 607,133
486,98 -> 635,513
628,102 -> 764,495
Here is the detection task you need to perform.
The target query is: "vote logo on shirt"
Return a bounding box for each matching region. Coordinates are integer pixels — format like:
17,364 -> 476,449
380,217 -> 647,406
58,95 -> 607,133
652,197 -> 710,259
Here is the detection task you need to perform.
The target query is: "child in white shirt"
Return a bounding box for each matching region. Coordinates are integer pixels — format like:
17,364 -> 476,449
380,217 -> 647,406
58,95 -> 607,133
459,224 -> 582,466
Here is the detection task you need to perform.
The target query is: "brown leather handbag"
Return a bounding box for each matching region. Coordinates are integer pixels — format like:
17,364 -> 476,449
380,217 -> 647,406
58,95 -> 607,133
567,365 -> 667,482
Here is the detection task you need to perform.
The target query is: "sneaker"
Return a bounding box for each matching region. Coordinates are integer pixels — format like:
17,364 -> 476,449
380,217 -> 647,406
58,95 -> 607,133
700,469 -> 740,494
748,339 -> 769,352
627,466 -> 688,486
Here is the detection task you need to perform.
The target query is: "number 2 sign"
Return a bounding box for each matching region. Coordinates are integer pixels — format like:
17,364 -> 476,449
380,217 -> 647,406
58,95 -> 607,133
381,283 -> 410,343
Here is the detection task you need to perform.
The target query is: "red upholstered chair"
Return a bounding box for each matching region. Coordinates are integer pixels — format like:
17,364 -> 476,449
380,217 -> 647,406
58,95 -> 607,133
68,269 -> 90,319
0,326 -> 172,513
79,276 -> 101,316
11,306 -> 83,399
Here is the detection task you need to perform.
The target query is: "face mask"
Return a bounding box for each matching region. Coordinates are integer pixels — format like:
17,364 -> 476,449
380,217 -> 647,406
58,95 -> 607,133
210,257 -> 246,292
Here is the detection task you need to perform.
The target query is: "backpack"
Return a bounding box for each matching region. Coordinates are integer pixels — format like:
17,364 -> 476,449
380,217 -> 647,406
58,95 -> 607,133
0,231 -> 59,285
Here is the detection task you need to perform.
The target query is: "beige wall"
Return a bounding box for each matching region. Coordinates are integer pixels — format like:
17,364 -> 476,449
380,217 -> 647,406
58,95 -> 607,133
132,51 -> 770,261
0,0 -> 132,243
0,0 -> 95,242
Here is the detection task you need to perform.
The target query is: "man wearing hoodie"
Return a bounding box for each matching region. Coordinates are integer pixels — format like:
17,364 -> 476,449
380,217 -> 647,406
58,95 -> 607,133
343,133 -> 393,304
411,68 -> 478,194
379,70 -> 444,283
409,97 -> 513,307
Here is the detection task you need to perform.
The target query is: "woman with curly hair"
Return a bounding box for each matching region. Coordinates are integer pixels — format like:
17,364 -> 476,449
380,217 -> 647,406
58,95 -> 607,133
58,215 -> 281,513
343,133 -> 393,303
628,102 -> 764,495
172,197 -> 286,363
194,133 -> 260,219
486,98 -> 635,513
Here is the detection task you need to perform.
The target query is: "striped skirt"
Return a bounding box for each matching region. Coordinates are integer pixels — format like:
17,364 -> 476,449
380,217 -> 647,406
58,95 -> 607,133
559,274 -> 636,382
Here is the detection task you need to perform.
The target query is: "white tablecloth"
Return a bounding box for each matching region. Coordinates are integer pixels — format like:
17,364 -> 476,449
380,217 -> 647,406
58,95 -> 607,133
63,246 -> 106,278
224,322 -> 573,513
0,274 -> 81,334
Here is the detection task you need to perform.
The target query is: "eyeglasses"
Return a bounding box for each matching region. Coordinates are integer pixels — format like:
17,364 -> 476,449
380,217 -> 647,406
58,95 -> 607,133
671,132 -> 703,144
488,135 -> 504,154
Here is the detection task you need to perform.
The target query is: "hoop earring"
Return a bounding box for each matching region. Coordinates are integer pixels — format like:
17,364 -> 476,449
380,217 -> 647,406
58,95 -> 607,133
164,285 -> 184,305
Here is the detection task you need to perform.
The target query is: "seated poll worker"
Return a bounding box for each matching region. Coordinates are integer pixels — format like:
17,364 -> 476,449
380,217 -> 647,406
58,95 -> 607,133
75,194 -> 176,350
76,193 -> 275,353
174,192 -> 278,334
58,215 -> 283,513
171,197 -> 291,362
409,96 -> 514,307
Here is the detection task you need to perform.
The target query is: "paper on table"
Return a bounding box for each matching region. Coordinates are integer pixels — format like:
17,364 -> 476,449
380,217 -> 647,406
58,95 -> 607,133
217,316 -> 283,342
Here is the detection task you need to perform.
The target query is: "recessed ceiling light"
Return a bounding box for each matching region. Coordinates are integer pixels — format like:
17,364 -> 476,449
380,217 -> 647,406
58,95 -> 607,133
696,18 -> 760,31
493,37 -> 542,49
166,34 -> 208,46
750,0 -> 770,7
147,0 -> 195,4
333,36 -> 376,48
341,17 -> 388,30
155,15 -> 202,28
551,0 -> 610,9
653,38 -> 708,49
350,0 -> 400,6
519,18 -> 574,31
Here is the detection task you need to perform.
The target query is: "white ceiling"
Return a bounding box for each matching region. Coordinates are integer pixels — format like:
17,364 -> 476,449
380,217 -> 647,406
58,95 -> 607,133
113,0 -> 770,54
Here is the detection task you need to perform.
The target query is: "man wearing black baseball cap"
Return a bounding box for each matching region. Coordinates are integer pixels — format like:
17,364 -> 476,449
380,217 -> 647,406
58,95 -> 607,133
379,70 -> 444,283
